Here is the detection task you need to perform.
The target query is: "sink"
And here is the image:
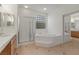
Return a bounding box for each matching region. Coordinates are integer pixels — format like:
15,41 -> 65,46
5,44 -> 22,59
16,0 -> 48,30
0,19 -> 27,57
0,33 -> 9,37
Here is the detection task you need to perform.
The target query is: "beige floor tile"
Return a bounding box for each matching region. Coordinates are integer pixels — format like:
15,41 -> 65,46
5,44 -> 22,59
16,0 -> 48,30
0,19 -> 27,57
16,37 -> 79,55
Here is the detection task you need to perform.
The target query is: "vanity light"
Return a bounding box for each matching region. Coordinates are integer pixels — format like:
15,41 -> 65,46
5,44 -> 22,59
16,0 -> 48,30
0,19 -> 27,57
24,6 -> 28,8
43,8 -> 47,11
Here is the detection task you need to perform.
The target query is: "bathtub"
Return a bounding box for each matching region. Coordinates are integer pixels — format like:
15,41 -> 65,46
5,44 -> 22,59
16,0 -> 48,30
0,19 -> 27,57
35,33 -> 70,47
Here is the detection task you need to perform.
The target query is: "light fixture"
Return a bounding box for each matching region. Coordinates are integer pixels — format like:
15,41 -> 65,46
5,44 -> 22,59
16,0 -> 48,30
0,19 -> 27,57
24,5 -> 28,8
43,8 -> 47,11
71,18 -> 75,23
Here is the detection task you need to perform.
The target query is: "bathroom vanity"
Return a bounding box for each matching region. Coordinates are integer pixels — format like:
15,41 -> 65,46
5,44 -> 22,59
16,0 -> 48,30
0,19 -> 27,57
0,33 -> 17,55
71,31 -> 79,38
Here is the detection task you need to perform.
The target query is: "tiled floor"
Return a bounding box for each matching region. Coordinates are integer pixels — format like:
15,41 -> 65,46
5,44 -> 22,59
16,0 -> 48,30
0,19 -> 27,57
16,37 -> 79,55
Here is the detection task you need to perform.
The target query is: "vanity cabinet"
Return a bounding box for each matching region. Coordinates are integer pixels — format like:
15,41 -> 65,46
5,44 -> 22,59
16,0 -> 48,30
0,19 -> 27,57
71,31 -> 79,38
0,35 -> 17,55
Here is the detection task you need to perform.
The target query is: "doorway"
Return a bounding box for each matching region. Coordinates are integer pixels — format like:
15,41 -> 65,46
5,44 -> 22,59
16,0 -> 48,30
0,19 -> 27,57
63,11 -> 79,55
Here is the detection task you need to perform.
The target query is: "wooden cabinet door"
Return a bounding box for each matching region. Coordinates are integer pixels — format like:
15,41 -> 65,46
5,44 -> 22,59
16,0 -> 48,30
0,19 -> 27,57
0,41 -> 11,55
0,35 -> 16,55
11,35 -> 17,55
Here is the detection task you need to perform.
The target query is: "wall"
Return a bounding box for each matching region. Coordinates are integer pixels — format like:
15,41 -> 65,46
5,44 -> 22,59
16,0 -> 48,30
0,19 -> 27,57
1,4 -> 17,14
0,4 -> 18,45
0,4 -> 18,30
48,5 -> 79,36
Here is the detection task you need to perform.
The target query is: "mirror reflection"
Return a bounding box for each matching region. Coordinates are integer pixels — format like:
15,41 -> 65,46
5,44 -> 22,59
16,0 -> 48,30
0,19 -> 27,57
3,13 -> 15,27
71,16 -> 79,31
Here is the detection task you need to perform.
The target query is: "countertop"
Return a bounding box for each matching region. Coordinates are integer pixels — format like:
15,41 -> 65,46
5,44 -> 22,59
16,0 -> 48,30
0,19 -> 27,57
0,32 -> 16,53
71,28 -> 79,31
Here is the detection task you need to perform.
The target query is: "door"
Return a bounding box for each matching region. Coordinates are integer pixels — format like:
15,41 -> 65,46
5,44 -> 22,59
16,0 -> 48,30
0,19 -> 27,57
19,17 -> 35,43
63,15 -> 71,43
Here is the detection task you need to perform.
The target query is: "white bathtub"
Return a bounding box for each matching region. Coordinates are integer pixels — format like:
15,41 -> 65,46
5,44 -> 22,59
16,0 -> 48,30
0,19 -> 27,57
35,33 -> 70,47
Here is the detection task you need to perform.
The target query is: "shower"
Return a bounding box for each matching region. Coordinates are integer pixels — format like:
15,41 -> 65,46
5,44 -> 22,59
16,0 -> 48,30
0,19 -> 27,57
19,16 -> 35,43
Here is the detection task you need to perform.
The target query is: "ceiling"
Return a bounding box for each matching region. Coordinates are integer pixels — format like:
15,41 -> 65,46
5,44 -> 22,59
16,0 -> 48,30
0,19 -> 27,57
19,4 -> 60,13
18,4 -> 79,15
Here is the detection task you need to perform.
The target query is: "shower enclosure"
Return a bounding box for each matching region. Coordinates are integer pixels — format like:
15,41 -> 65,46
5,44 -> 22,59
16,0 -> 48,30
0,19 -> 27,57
19,16 -> 35,43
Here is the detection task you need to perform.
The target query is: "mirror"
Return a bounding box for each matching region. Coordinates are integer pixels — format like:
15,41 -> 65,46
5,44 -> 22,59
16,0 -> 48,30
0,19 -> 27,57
0,12 -> 15,34
71,19 -> 75,29
3,13 -> 15,27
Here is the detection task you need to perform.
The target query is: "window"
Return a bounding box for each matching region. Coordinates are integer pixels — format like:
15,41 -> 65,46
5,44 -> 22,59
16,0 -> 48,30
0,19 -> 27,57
36,21 -> 46,29
35,15 -> 47,29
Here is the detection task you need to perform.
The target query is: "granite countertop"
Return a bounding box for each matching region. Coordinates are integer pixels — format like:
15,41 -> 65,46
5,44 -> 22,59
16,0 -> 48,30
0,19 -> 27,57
0,32 -> 16,53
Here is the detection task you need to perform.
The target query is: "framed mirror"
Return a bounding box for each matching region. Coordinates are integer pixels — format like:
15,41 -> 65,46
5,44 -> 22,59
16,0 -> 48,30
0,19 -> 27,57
3,13 -> 15,27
